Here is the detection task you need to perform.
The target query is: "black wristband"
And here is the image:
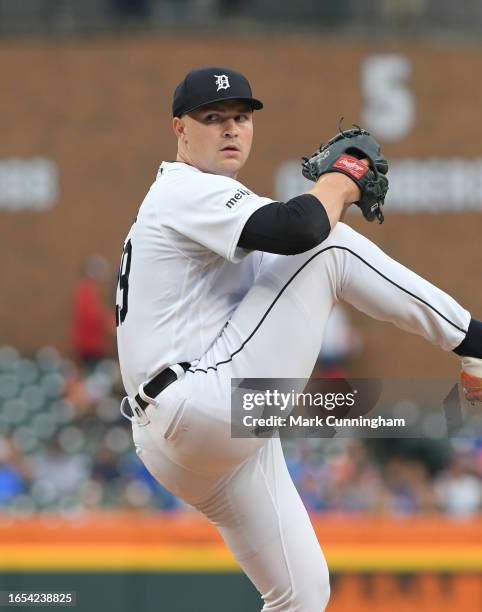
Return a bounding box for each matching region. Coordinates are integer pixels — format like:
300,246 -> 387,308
453,318 -> 482,359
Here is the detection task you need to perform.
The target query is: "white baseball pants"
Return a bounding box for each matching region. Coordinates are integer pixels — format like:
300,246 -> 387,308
130,222 -> 470,611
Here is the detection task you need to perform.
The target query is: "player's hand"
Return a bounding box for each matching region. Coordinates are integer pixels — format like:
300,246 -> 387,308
352,157 -> 370,199
461,357 -> 482,403
301,125 -> 389,223
461,372 -> 482,402
318,157 -> 370,204
316,172 -> 361,204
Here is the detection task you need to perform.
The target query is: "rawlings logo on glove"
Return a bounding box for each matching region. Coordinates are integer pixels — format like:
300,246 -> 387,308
333,155 -> 370,179
301,124 -> 389,223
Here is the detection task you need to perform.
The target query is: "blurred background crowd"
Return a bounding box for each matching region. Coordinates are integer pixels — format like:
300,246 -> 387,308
0,258 -> 480,516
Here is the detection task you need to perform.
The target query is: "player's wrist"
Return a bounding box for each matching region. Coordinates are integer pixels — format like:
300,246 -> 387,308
317,171 -> 361,204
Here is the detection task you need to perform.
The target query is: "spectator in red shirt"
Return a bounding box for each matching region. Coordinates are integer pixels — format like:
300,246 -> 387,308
72,256 -> 112,372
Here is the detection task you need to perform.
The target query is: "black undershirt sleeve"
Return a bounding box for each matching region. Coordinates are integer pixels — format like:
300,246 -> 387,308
238,194 -> 331,255
453,318 -> 482,359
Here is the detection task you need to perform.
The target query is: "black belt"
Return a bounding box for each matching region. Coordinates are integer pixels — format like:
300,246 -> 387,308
134,362 -> 191,410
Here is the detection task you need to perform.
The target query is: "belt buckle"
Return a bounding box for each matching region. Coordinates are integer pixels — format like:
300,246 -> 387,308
120,397 -> 151,427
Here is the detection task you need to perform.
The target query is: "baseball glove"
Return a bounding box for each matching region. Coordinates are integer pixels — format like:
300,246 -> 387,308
301,124 -> 389,223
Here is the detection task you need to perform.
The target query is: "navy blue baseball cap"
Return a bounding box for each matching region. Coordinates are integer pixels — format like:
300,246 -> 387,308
172,67 -> 263,117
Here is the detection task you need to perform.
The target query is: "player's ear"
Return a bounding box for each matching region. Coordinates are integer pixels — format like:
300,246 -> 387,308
172,117 -> 186,141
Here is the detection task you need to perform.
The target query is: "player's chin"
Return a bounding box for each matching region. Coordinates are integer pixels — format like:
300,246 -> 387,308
216,156 -> 245,176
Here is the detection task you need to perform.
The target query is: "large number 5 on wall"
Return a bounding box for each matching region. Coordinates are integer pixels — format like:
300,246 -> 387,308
360,54 -> 416,143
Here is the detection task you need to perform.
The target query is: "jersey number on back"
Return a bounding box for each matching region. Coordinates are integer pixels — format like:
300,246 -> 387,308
115,239 -> 132,327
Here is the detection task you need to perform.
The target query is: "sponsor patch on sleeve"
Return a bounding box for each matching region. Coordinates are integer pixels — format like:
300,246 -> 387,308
225,187 -> 252,209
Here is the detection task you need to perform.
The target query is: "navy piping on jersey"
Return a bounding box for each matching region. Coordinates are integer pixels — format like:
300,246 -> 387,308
187,245 -> 468,374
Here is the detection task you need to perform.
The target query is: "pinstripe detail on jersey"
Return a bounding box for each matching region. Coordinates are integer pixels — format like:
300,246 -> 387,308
189,245 -> 468,374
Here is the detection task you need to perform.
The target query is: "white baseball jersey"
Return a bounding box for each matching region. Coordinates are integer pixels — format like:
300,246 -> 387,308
118,160 -> 471,611
116,161 -> 273,397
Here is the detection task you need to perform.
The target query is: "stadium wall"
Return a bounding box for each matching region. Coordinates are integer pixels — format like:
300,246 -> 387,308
0,513 -> 481,611
2,34 -> 481,376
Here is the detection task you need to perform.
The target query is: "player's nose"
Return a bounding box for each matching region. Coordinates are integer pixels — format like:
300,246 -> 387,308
222,117 -> 239,138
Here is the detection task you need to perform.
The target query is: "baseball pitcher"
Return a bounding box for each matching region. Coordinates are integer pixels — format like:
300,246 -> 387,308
116,67 -> 482,611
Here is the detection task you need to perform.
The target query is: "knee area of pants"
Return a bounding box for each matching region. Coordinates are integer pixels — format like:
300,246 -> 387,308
298,565 -> 330,611
265,572 -> 330,611
317,581 -> 331,611
299,578 -> 330,612
266,589 -> 330,612
293,586 -> 330,612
